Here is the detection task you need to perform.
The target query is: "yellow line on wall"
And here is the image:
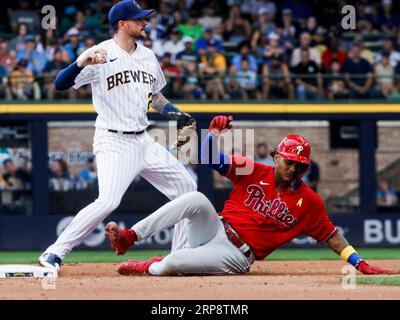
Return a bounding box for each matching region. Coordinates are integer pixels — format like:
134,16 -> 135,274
1,104 -> 400,113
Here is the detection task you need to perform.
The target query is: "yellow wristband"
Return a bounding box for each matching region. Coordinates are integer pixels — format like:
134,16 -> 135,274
340,245 -> 357,261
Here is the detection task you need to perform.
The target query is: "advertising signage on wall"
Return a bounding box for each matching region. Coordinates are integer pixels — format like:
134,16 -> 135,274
0,214 -> 399,250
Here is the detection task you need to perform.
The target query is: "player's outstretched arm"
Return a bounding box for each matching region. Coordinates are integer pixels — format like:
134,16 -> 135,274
54,46 -> 107,91
327,232 -> 394,275
200,115 -> 233,174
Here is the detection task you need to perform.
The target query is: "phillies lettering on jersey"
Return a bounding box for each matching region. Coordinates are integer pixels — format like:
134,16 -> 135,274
106,70 -> 157,91
244,185 -> 297,228
219,155 -> 337,260
73,39 -> 166,132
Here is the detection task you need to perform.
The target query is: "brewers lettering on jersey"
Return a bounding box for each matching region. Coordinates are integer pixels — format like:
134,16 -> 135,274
39,0 -> 197,272
103,116 -> 393,276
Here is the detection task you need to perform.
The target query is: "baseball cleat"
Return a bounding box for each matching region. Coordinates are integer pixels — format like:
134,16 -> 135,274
39,253 -> 62,271
117,256 -> 164,276
105,221 -> 136,255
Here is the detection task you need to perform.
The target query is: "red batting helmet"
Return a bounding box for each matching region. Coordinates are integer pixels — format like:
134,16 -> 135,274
277,135 -> 311,165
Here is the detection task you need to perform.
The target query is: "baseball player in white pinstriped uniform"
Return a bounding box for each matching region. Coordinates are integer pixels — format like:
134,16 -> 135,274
39,0 -> 197,271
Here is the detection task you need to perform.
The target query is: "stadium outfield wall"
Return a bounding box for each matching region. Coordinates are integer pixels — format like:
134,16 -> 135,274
0,214 -> 399,249
0,103 -> 399,249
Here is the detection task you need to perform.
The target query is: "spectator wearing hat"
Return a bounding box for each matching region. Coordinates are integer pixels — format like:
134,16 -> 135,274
290,32 -> 321,67
195,28 -> 223,53
342,43 -> 374,99
9,0 -> 40,34
251,7 -> 277,50
232,41 -> 258,73
176,36 -> 197,64
292,49 -> 323,100
63,28 -> 85,62
375,38 -> 400,68
260,32 -> 286,64
262,52 -> 294,100
199,40 -> 227,100
163,28 -> 186,63
16,35 -> 47,76
224,5 -> 252,43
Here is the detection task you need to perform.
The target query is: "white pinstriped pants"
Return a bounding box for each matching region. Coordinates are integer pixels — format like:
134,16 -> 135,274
44,128 -> 197,259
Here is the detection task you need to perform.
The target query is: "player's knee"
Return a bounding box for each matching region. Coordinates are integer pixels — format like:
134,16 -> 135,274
187,191 -> 210,209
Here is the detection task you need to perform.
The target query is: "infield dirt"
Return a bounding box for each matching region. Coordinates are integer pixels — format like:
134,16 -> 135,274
1,260 -> 399,300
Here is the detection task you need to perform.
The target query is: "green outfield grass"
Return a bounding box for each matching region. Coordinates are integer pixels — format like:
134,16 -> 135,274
0,248 -> 399,264
356,276 -> 400,286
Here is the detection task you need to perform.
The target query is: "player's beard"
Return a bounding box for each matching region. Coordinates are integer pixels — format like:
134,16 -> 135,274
126,28 -> 147,41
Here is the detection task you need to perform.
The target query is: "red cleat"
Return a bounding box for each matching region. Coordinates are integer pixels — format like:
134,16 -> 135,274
105,221 -> 136,255
117,256 -> 164,276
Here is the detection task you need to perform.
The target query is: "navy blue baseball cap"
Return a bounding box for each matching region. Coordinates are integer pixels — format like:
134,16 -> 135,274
108,0 -> 154,26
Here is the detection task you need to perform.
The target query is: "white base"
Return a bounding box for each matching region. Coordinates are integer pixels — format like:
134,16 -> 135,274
0,265 -> 58,278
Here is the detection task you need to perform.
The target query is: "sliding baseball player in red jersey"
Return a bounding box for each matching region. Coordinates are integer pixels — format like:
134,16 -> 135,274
104,115 -> 393,276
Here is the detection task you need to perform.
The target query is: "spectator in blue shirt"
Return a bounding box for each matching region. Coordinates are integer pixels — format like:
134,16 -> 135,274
231,41 -> 258,72
16,35 -> 47,76
63,28 -> 85,63
195,28 -> 223,53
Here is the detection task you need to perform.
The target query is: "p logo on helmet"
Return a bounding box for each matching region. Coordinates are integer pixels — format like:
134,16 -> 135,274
277,135 -> 311,165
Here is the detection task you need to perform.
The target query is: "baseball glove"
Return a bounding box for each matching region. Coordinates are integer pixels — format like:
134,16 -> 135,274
167,111 -> 197,150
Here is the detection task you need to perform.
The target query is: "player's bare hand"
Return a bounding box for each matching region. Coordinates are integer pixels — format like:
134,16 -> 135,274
357,260 -> 394,275
77,46 -> 108,68
209,115 -> 233,133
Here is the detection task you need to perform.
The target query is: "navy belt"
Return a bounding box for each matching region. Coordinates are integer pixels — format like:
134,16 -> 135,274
108,129 -> 145,135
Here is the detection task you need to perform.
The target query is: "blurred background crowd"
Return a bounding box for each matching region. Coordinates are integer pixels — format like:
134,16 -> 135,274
0,0 -> 400,101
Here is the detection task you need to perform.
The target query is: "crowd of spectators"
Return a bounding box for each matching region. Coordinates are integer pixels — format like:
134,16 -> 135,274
0,147 -> 98,193
0,0 -> 400,101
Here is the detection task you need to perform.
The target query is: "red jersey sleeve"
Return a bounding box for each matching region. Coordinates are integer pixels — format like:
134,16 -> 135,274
304,197 -> 338,243
223,154 -> 256,184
